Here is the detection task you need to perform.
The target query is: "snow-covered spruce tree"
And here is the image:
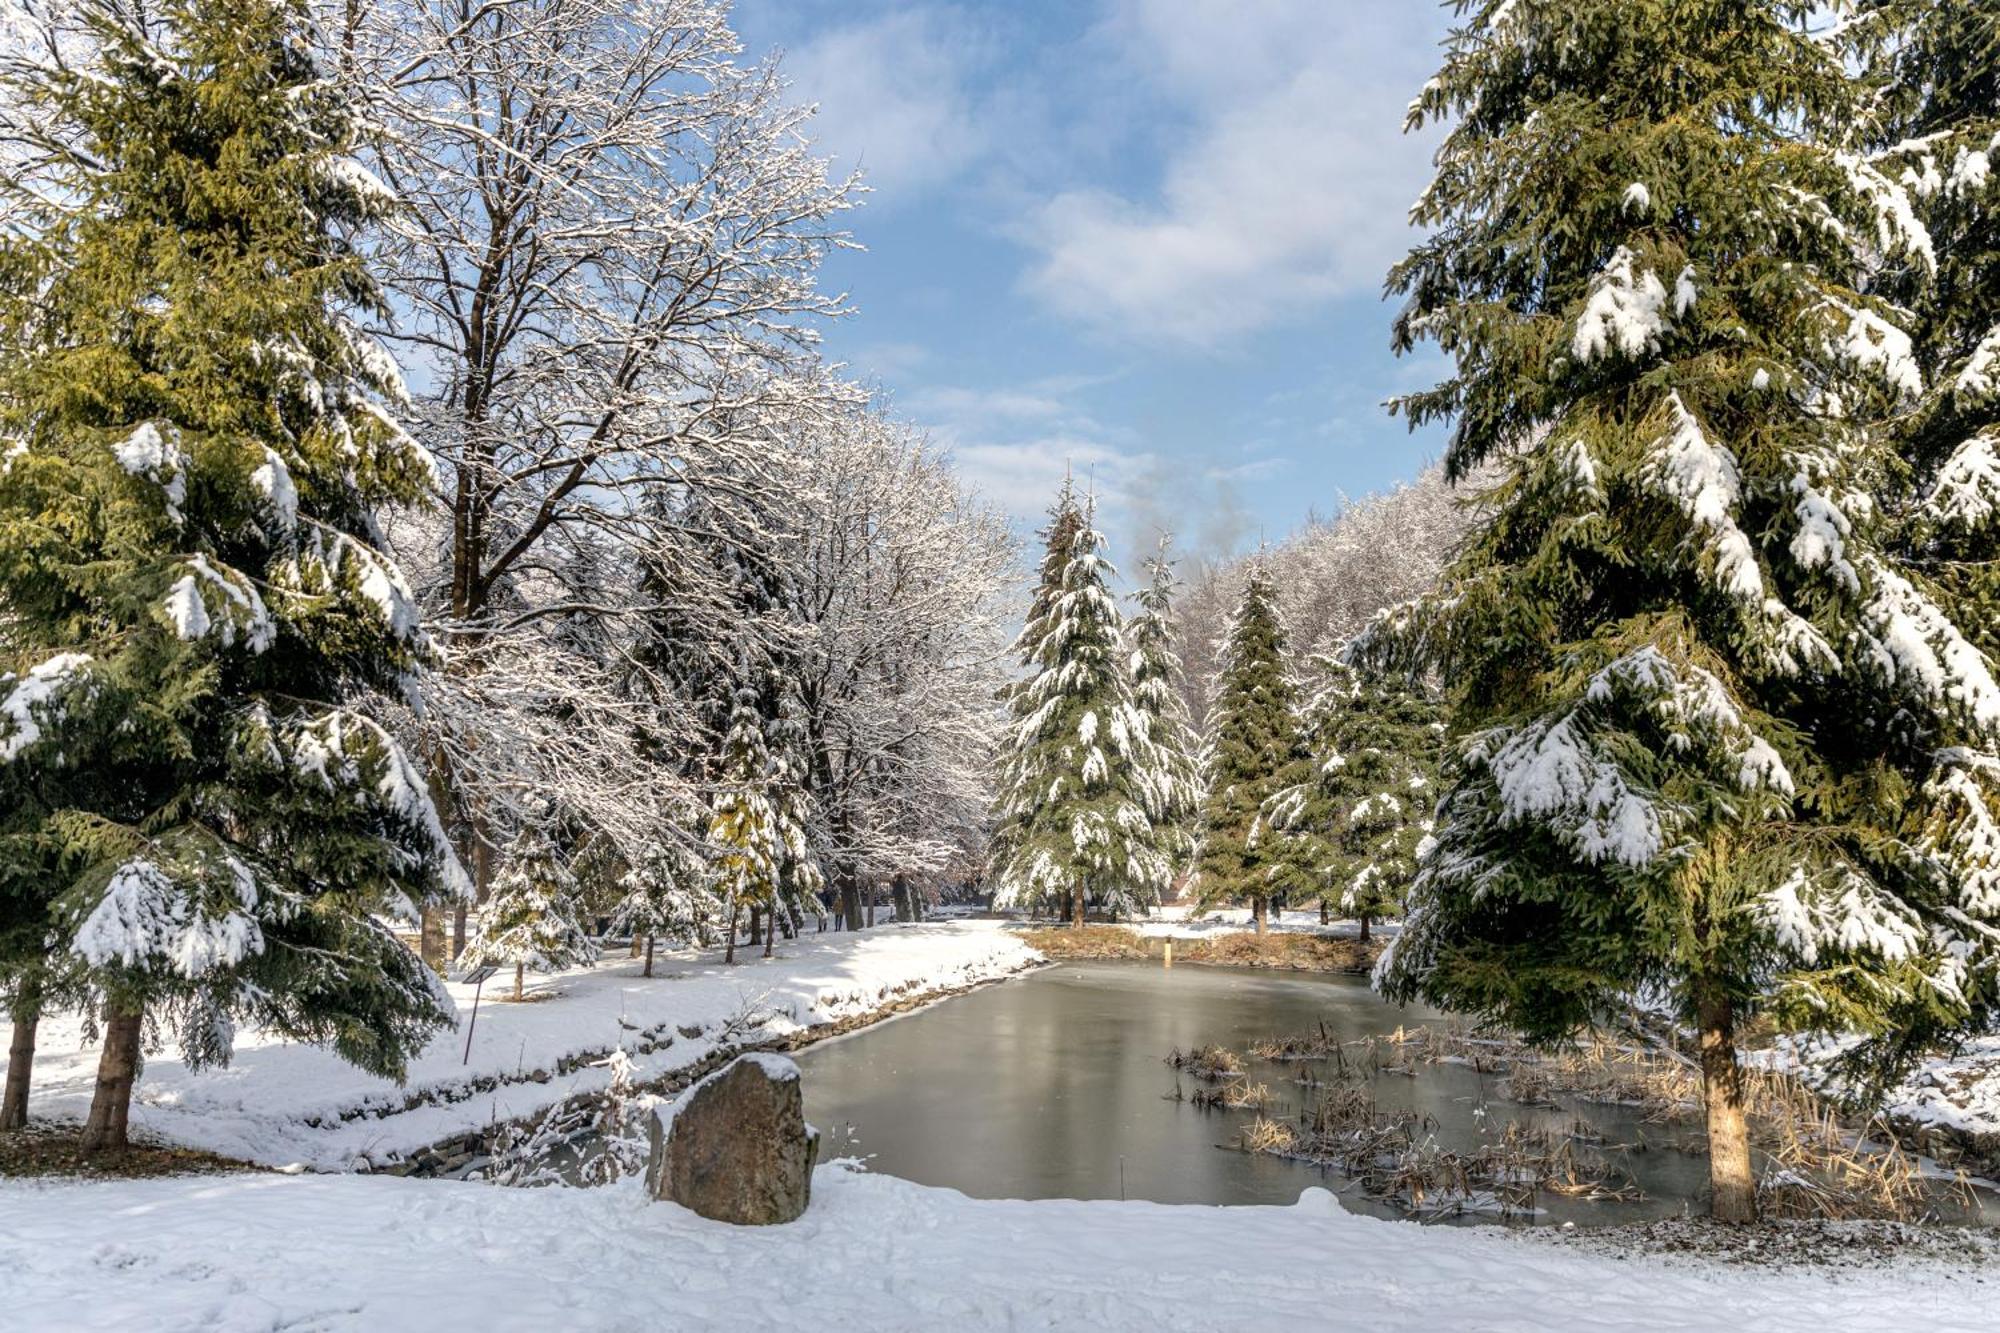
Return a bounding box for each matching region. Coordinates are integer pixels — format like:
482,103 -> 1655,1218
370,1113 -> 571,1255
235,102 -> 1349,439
1372,0 -> 2000,1223
460,823 -> 596,1001
1197,567 -> 1309,934
1127,537 -> 1204,893
1263,660 -> 1444,941
0,0 -> 465,1153
1855,3 -> 2000,649
707,672 -> 823,961
611,838 -> 719,977
990,485 -> 1168,924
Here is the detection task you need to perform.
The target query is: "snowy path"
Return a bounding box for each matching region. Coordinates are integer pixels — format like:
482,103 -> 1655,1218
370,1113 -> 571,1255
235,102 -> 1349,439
3,1166 -> 1995,1332
4,920 -> 1041,1170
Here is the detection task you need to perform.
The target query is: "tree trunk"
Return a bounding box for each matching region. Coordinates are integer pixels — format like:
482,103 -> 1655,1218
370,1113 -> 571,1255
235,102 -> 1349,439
1698,986 -> 1756,1223
763,909 -> 775,958
1319,898 -> 1329,925
725,901 -> 740,964
2,982 -> 39,1132
748,905 -> 763,951
79,1001 -> 142,1154
420,908 -> 447,971
451,905 -> 469,962
513,963 -> 524,1001
643,936 -> 656,978
1358,914 -> 1371,944
1072,881 -> 1086,929
1253,895 -> 1268,935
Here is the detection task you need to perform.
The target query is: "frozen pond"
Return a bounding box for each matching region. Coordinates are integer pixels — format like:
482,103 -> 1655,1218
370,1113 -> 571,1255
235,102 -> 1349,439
795,961 -> 1727,1225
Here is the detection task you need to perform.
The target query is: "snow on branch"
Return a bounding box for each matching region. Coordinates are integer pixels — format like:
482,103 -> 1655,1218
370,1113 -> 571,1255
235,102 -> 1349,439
71,856 -> 264,979
1856,556 -> 2000,735
1571,247 -> 1677,364
1644,392 -> 1762,602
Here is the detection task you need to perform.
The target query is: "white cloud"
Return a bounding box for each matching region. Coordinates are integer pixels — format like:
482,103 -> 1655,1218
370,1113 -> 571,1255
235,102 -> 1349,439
943,433 -> 1155,527
903,384 -> 1068,423
1020,0 -> 1446,346
784,9 -> 990,204
901,377 -> 1138,526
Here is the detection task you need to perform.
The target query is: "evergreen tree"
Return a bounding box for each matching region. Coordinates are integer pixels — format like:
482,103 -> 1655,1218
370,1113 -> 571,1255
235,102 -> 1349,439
0,0 -> 464,1151
611,839 -> 720,977
460,823 -> 596,1001
1127,537 -> 1203,895
707,672 -> 822,960
991,485 -> 1167,923
1197,567 -> 1307,933
1263,660 -> 1444,941
1372,0 -> 2000,1222
634,486 -> 824,956
1857,4 -> 2000,650
986,485 -> 1085,919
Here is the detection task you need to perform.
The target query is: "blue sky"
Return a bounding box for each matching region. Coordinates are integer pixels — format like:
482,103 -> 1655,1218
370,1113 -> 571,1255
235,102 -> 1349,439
730,0 -> 1458,565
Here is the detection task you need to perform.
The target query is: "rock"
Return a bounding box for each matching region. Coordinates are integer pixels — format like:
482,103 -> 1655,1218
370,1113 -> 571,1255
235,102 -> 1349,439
647,1053 -> 818,1225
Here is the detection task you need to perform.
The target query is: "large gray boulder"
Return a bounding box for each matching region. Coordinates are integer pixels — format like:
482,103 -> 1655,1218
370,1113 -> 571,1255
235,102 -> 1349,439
647,1053 -> 818,1225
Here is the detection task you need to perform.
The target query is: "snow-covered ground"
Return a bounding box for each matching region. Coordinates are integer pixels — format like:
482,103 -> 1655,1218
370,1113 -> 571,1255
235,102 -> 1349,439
1889,1037 -> 2000,1144
1129,904 -> 1397,940
3,1165 -> 1994,1332
3,920 -> 1040,1170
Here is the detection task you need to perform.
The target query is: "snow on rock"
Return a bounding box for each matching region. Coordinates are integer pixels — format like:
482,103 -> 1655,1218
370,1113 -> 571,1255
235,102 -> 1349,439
0,1168 -> 1990,1333
0,651 -> 92,761
5,920 -> 1040,1171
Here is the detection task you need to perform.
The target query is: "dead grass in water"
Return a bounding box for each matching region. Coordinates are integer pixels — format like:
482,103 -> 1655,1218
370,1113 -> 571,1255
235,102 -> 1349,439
1247,1083 -> 1643,1220
1166,1044 -> 1244,1080
1018,925 -> 1153,960
1018,925 -> 1381,973
1242,1018 -> 1987,1223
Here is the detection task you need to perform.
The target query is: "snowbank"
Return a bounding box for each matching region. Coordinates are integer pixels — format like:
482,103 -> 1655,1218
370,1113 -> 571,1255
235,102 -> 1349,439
1129,904 -> 1398,941
4,920 -> 1039,1171
1,1166 -> 1991,1332
1880,1032 -> 2000,1144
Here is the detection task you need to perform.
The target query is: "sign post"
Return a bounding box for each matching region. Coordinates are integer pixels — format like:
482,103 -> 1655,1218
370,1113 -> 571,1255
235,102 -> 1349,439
461,964 -> 499,1066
